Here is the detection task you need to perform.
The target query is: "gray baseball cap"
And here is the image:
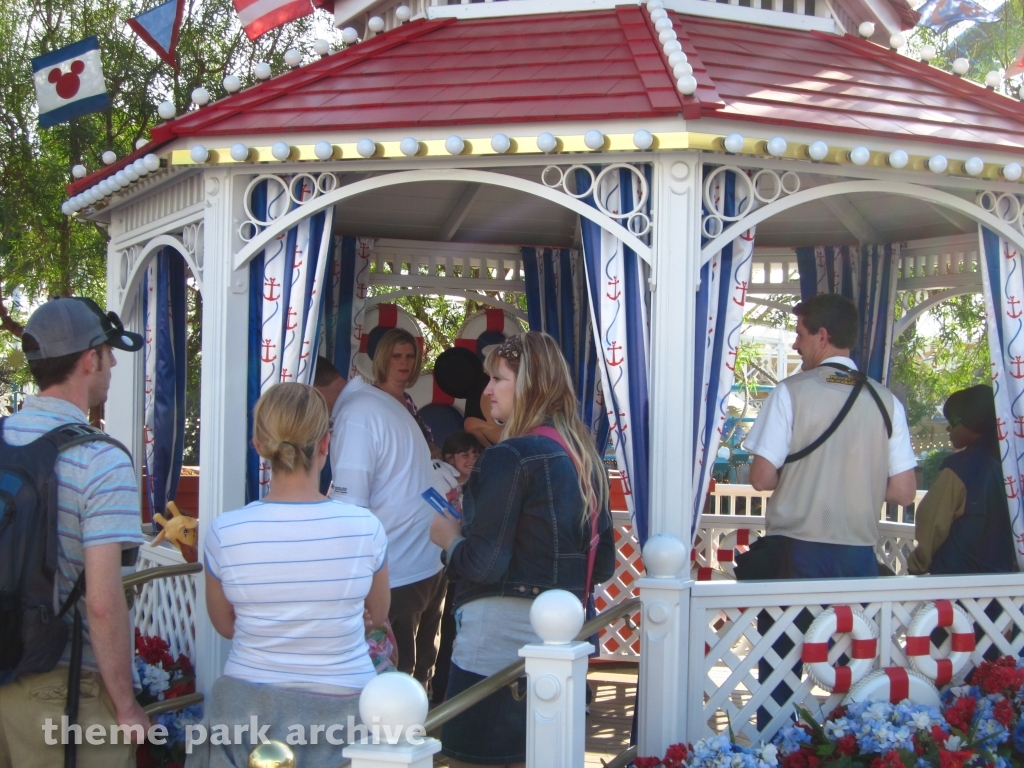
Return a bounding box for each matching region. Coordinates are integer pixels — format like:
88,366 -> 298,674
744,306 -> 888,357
22,297 -> 144,360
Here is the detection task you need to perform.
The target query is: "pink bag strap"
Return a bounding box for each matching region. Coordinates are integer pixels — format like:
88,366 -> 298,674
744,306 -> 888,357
529,426 -> 601,597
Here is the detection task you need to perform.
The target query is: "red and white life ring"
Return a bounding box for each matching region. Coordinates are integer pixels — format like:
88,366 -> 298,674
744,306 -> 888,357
352,303 -> 424,381
716,528 -> 760,578
843,667 -> 941,708
801,606 -> 877,693
455,308 -> 523,358
905,600 -> 975,686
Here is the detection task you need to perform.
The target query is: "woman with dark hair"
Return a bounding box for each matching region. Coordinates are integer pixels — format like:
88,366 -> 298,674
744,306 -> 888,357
908,384 -> 1018,575
429,332 -> 615,768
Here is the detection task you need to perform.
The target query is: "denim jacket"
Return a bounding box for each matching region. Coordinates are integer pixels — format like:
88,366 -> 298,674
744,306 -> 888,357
447,431 -> 615,610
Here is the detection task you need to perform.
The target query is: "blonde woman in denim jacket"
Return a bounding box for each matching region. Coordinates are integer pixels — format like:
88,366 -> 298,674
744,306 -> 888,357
430,332 -> 615,768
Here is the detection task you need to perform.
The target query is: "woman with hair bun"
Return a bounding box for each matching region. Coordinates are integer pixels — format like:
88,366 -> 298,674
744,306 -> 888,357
429,332 -> 615,768
193,383 -> 390,768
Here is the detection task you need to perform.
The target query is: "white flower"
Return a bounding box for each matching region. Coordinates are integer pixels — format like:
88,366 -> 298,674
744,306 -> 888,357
910,711 -> 933,730
944,735 -> 964,751
141,663 -> 170,695
761,744 -> 779,766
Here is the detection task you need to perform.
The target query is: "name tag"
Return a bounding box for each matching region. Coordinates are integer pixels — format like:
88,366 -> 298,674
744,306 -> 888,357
825,373 -> 856,386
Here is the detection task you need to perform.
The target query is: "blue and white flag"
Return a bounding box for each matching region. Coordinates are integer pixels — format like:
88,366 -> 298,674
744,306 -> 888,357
32,37 -> 110,128
916,0 -> 999,33
128,0 -> 185,70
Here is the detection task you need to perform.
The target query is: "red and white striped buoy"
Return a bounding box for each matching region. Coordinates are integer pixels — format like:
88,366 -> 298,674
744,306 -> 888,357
904,600 -> 974,686
802,606 -> 877,693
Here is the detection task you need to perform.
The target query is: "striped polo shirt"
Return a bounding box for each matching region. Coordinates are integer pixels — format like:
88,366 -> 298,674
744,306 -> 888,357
205,499 -> 387,690
4,396 -> 143,672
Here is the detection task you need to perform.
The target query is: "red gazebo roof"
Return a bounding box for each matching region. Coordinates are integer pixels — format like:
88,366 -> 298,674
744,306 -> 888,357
69,7 -> 1024,195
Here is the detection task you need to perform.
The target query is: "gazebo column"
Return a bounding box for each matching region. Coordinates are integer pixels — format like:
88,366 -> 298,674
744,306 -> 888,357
195,168 -> 251,695
648,152 -> 702,540
105,236 -> 145,475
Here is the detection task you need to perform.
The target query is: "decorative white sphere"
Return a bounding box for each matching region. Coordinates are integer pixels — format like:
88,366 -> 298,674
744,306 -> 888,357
98,180 -> 113,196
647,0 -> 664,9
889,33 -> 905,50
76,194 -> 89,208
314,140 -> 335,160
963,156 -> 984,176
191,87 -> 210,106
133,158 -> 149,176
857,21 -> 875,38
157,100 -> 175,120
530,589 -> 584,644
673,62 -> 693,78
72,164 -> 87,178
230,143 -> 250,161
358,673 -> 429,744
254,62 -> 272,80
85,188 -> 99,204
356,138 -> 377,158
848,145 -> 871,165
124,166 -> 139,181
654,17 -> 673,31
537,132 -> 558,153
399,137 -> 420,157
341,27 -> 359,44
985,70 -> 1001,89
766,136 -> 787,157
271,142 -> 292,161
642,533 -> 688,578
649,7 -> 667,20
723,133 -> 745,153
189,145 -> 209,163
807,140 -> 829,161
102,150 -> 117,165
114,170 -> 129,186
284,49 -> 302,68
1002,162 -> 1022,181
659,29 -> 677,43
584,130 -> 605,150
920,44 -> 936,62
663,39 -> 682,55
887,149 -> 909,168
396,5 -> 412,21
491,133 -> 511,153
676,75 -> 697,95
143,154 -> 161,172
223,74 -> 241,93
927,154 -> 948,173
136,138 -> 149,150
445,135 -> 465,155
107,175 -> 123,190
952,57 -> 969,75
633,129 -> 654,150
314,38 -> 331,57
61,201 -> 73,216
667,51 -> 687,67
368,16 -> 385,32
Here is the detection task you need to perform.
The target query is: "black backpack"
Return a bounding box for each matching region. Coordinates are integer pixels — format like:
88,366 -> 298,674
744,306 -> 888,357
0,420 -> 131,682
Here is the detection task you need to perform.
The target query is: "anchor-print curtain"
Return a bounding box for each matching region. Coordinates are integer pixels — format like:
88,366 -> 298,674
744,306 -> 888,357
245,177 -> 335,502
141,247 -> 187,522
693,168 -> 756,544
978,226 -> 1024,569
319,236 -> 373,380
576,166 -> 652,545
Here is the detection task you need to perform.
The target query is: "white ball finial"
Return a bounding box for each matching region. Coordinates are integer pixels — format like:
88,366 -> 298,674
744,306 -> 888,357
223,74 -> 241,93
135,138 -> 148,150
857,21 -> 875,38
314,141 -> 335,160
673,62 -> 693,79
356,138 -> 377,158
952,57 -> 969,75
537,132 -> 558,153
271,142 -> 292,161
659,29 -> 677,43
584,130 -> 605,150
191,87 -> 210,107
133,158 -> 149,176
114,170 -> 129,186
927,154 -> 948,173
254,61 -> 272,80
887,149 -> 909,169
643,534 -> 688,578
530,590 -> 584,644
677,75 -> 697,95
341,27 -> 359,44
101,150 -> 117,165
985,70 -> 1001,89
723,133 -> 745,153
230,143 -> 250,162
663,39 -> 682,55
963,156 -> 984,176
491,133 -> 511,153
848,145 -> 871,165
143,154 -> 161,172
358,672 -> 429,744
98,180 -> 113,196
314,38 -> 331,56
368,16 -> 385,32
1002,162 -> 1022,181
445,135 -> 465,155
766,137 -> 787,157
61,201 -> 73,216
400,137 -> 420,157
654,17 -> 673,32
124,166 -> 139,181
396,5 -> 412,21
920,44 -> 936,62
633,129 -> 654,150
807,140 -> 829,161
157,100 -> 175,120
888,33 -> 905,50
189,145 -> 209,163
72,164 -> 87,178
650,7 -> 667,20
284,48 -> 302,68
668,51 -> 687,67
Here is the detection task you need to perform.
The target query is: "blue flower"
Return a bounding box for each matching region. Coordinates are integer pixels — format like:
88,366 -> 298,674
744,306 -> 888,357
1013,718 -> 1024,753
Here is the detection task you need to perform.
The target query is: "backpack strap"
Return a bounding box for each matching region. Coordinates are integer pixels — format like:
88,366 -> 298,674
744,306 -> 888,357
42,423 -> 133,466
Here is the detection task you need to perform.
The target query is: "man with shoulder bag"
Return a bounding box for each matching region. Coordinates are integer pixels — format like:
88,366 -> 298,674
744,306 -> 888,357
740,294 -> 917,726
0,297 -> 148,768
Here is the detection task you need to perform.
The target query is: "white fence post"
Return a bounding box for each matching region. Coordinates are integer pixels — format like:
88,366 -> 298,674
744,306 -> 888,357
342,673 -> 441,768
637,533 -> 692,758
519,590 -> 592,768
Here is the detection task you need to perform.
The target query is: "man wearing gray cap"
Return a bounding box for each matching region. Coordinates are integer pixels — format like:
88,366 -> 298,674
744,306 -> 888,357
0,297 -> 147,768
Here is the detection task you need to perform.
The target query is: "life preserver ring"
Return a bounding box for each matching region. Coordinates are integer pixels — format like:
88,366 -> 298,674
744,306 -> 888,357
904,600 -> 975,686
716,528 -> 760,579
801,606 -> 877,693
352,303 -> 424,381
843,667 -> 941,708
455,308 -> 523,360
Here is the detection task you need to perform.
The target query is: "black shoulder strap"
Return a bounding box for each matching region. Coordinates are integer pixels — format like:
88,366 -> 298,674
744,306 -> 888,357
42,423 -> 132,464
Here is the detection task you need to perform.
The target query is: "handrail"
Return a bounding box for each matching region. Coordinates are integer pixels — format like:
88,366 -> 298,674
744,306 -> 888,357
603,744 -> 639,768
143,692 -> 204,716
123,562 -> 203,590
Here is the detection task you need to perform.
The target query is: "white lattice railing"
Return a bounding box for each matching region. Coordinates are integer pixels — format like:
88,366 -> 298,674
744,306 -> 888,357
687,573 -> 1024,744
368,238 -> 526,293
134,542 -> 198,662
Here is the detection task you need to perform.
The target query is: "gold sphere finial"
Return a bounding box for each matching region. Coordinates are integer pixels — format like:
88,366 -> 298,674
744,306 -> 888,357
248,740 -> 295,768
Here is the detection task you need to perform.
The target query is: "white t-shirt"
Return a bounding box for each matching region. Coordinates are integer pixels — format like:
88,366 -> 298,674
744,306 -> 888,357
744,356 -> 917,474
330,377 -> 442,588
204,499 -> 387,690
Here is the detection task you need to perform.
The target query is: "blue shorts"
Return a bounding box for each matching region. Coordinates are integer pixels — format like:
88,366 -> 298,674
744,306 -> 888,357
440,663 -> 527,764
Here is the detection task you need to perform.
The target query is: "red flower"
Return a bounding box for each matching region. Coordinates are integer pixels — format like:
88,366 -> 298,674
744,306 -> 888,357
944,697 -> 976,733
175,654 -> 193,676
930,725 -> 949,744
783,747 -> 819,768
827,705 -> 847,721
135,630 -> 174,668
632,758 -> 663,768
164,680 -> 194,699
663,743 -> 689,768
835,735 -> 857,756
870,749 -> 904,768
993,697 -> 1014,728
938,750 -> 974,768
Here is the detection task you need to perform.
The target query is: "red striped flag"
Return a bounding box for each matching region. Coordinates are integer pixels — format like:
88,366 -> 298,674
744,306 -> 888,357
234,0 -> 313,40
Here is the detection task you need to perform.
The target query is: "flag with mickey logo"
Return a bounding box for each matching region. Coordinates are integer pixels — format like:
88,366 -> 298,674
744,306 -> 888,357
32,37 -> 110,128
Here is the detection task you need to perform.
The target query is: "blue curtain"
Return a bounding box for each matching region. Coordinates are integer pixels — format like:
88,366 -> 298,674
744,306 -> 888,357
796,244 -> 899,383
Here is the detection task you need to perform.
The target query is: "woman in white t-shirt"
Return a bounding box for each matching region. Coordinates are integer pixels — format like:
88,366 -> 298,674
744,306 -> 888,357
192,383 -> 390,768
